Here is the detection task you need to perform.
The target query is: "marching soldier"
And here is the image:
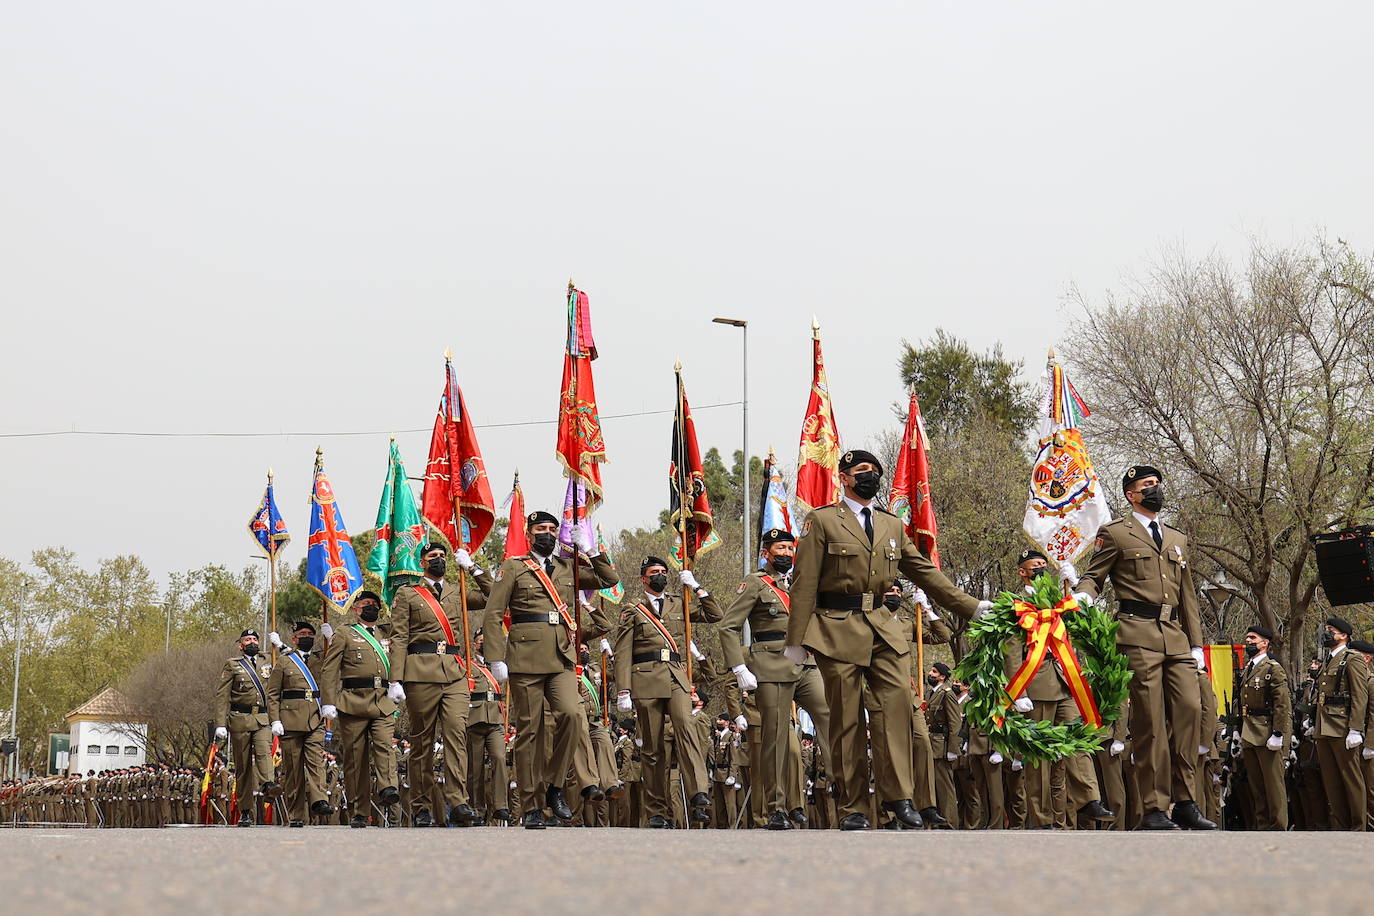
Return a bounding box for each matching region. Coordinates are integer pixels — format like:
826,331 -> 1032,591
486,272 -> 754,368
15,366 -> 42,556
890,584 -> 954,828
614,556 -> 722,828
213,630 -> 277,826
1066,465 -> 1214,830
1237,625 -> 1291,830
926,662 -> 963,826
482,511 -> 620,829
387,541 -> 491,827
1351,639 -> 1374,830
783,449 -> 991,830
266,621 -> 334,827
465,630 -> 513,825
1314,616 -> 1368,830
320,590 -> 401,828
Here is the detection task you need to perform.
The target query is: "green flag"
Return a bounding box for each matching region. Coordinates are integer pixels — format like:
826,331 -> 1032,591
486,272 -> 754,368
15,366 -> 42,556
368,440 -> 426,604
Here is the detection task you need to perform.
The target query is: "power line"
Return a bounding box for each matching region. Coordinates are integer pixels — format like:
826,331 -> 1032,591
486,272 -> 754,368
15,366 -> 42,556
0,400 -> 744,440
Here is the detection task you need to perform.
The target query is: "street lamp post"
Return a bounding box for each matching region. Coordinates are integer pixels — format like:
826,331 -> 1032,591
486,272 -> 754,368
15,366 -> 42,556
713,317 -> 750,576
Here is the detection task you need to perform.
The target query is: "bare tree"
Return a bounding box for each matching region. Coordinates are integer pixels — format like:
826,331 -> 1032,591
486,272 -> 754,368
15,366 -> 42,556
118,642 -> 230,765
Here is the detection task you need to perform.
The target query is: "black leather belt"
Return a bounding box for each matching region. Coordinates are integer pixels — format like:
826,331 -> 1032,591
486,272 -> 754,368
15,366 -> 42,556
752,630 -> 786,642
470,691 -> 498,702
408,641 -> 463,656
1244,706 -> 1273,717
281,689 -> 317,700
512,612 -> 561,625
633,650 -> 681,664
230,703 -> 263,714
929,726 -> 946,736
342,676 -> 385,690
816,592 -> 881,611
1117,599 -> 1170,620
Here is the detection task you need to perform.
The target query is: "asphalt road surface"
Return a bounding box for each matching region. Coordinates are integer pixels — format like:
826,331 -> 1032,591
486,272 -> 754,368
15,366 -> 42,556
2,826 -> 1370,915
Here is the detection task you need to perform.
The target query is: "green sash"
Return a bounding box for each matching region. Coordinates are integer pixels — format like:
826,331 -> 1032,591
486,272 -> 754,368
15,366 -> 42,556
351,624 -> 391,680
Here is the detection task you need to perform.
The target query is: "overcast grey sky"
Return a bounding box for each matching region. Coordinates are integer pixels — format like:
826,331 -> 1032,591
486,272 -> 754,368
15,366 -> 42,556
3,2 -> 1370,583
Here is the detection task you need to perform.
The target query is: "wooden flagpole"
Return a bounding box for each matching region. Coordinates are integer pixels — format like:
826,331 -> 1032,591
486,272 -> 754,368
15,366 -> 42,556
675,363 -> 694,685
568,280 -> 583,657
445,349 -> 476,689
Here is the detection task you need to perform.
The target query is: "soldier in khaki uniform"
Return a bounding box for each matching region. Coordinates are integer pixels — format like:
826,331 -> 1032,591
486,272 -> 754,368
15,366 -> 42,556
784,450 -> 989,830
925,662 -> 963,826
614,556 -> 722,827
266,621 -> 334,827
388,542 -> 491,827
1314,616 -> 1368,830
1236,625 -> 1290,830
1068,465 -> 1213,830
321,590 -> 400,828
482,511 -> 619,829
1350,640 -> 1374,830
465,630 -> 512,825
213,629 -> 277,826
1091,700 -> 1129,831
719,528 -> 831,829
889,585 -> 953,827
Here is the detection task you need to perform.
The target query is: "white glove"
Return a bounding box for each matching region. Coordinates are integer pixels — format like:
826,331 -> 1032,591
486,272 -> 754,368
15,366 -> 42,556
617,690 -> 633,712
214,727 -> 228,741
454,548 -> 475,570
690,640 -> 705,661
320,704 -> 337,719
1013,697 -> 1034,714
734,715 -> 748,731
1346,729 -> 1363,750
268,631 -> 284,649
1191,647 -> 1206,671
680,569 -> 701,591
912,588 -> 931,610
1058,562 -> 1079,586
975,600 -> 994,618
1198,744 -> 1210,757
945,752 -> 958,761
782,645 -> 808,664
599,638 -> 613,658
733,665 -> 759,691
1363,748 -> 1374,760
271,721 -> 285,736
387,681 -> 407,702
725,775 -> 735,786
571,526 -> 595,555
491,662 -> 508,683
319,622 -> 333,641
1011,759 -> 1023,772
989,751 -> 1003,765
1072,592 -> 1091,606
1266,735 -> 1283,752
1109,740 -> 1125,756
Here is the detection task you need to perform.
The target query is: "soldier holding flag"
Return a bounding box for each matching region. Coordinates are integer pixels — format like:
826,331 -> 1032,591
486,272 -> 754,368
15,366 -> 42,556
213,630 -> 277,827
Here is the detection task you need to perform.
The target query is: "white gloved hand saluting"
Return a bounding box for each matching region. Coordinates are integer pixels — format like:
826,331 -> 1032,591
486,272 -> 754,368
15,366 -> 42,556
1013,697 -> 1034,714
1109,740 -> 1125,756
782,645 -> 808,664
617,690 -> 633,712
679,569 -> 701,592
734,715 -> 748,732
387,681 -> 407,702
214,726 -> 228,741
571,526 -> 595,556
320,704 -> 337,720
1266,734 -> 1283,752
268,631 -> 284,649
271,721 -> 285,737
1191,647 -> 1207,671
453,548 -> 475,570
319,622 -> 333,641
1346,729 -> 1364,750
989,751 -> 1003,765
733,665 -> 759,692
491,662 -> 508,683
1058,562 -> 1079,586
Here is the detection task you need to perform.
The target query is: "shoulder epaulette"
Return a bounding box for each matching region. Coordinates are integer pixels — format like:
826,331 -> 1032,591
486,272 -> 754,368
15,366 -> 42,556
874,506 -> 897,517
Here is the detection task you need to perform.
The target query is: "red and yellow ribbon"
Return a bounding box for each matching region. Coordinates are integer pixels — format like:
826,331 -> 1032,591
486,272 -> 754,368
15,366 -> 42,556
997,595 -> 1102,729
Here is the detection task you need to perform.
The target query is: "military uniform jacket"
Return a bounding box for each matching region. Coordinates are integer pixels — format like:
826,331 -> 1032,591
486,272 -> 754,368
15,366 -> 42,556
268,648 -> 326,733
925,682 -> 962,756
786,502 -> 979,666
1316,647 -> 1370,739
482,552 -> 620,675
719,571 -> 801,683
896,601 -> 952,676
613,590 -> 723,699
1078,515 -> 1203,655
214,654 -> 273,732
388,570 -> 491,685
1239,655 -> 1290,747
321,621 -> 397,718
468,659 -> 504,727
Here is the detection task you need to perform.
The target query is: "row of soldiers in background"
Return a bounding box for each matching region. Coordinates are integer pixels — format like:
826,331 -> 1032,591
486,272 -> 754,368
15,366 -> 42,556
0,766 -> 202,826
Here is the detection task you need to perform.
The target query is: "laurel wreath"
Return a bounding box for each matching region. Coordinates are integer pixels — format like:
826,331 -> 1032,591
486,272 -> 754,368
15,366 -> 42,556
952,573 -> 1132,763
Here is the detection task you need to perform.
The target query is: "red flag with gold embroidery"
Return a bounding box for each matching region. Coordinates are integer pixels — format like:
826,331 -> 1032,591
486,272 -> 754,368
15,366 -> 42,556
889,390 -> 939,566
795,322 -> 842,513
421,354 -> 496,551
501,472 -> 529,561
556,286 -> 605,513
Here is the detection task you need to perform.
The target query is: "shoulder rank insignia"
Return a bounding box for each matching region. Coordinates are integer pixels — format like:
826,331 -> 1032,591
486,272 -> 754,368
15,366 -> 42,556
736,582 -> 747,594
494,567 -> 504,582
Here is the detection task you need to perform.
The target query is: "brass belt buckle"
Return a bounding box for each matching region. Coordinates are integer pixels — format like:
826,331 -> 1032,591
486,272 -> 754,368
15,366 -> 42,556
861,594 -> 874,612
436,641 -> 446,654
1160,604 -> 1173,616
374,676 -> 383,689
660,649 -> 671,662
548,611 -> 559,625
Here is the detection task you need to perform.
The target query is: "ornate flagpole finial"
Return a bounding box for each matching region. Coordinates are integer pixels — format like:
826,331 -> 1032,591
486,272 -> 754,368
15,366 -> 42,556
389,434 -> 396,443
316,446 -> 324,457
1047,345 -> 1058,362
811,316 -> 820,338
268,467 -> 274,480
568,278 -> 576,292
444,347 -> 453,361
674,359 -> 682,373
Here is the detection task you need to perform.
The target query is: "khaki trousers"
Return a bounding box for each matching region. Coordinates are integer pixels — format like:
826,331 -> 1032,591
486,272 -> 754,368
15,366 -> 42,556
466,722 -> 508,814
756,680 -> 798,815
711,780 -> 737,828
634,685 -> 708,820
1316,736 -> 1366,830
1123,644 -> 1199,815
404,678 -> 470,815
229,726 -> 273,812
970,754 -> 1005,828
509,669 -> 592,814
794,665 -> 833,776
279,725 -> 327,820
1024,697 -> 1100,827
1240,743 -> 1287,830
1093,746 -> 1126,831
338,713 -> 395,821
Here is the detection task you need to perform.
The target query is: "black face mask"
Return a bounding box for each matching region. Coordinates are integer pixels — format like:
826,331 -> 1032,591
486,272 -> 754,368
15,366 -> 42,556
1321,632 -> 1338,649
1138,484 -> 1164,513
882,594 -> 902,610
770,555 -> 793,575
647,573 -> 668,593
296,637 -> 315,652
852,471 -> 881,500
243,643 -> 260,657
1308,668 -> 1321,680
532,532 -> 558,555
1243,643 -> 1259,657
926,675 -> 940,688
425,558 -> 447,578
358,606 -> 380,623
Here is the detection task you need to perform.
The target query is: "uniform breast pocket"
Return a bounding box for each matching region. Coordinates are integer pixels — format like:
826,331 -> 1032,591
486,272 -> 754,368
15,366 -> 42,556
510,629 -> 539,644
827,542 -> 861,568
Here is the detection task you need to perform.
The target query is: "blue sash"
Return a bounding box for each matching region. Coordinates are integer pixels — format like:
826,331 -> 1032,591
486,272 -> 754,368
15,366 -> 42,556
286,652 -> 323,712
235,658 -> 268,707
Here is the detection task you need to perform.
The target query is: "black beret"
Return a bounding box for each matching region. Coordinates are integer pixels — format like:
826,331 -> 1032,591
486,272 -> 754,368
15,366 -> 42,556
839,449 -> 883,475
419,541 -> 448,556
1245,624 -> 1274,641
762,528 -> 795,545
292,620 -> 317,634
355,590 -> 382,605
933,662 -> 950,677
1017,548 -> 1048,566
525,510 -> 559,528
1326,616 -> 1354,636
1122,465 -> 1163,491
240,629 -> 259,639
640,556 -> 668,574
1351,640 -> 1374,655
